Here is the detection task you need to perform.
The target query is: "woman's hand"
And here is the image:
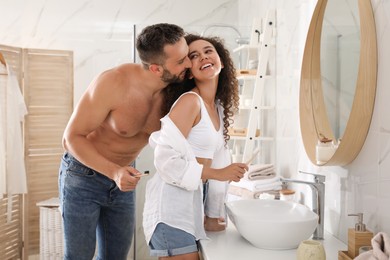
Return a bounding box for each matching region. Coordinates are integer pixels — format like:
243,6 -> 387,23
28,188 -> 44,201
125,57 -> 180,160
204,216 -> 226,232
214,163 -> 248,182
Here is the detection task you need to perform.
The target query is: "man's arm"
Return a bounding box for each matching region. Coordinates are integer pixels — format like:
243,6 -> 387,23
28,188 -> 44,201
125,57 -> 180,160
62,70 -> 140,190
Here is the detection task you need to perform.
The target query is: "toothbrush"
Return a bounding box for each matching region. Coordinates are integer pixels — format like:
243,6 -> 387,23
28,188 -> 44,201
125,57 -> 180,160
134,173 -> 149,178
245,148 -> 260,165
133,171 -> 150,178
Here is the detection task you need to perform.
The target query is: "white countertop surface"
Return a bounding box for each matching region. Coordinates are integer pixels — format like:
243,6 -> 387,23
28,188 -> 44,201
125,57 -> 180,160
200,223 -> 347,260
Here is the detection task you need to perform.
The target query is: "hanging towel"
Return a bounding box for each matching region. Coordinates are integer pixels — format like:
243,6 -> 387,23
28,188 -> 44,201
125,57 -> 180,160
0,62 -> 28,223
355,232 -> 390,260
5,64 -> 28,196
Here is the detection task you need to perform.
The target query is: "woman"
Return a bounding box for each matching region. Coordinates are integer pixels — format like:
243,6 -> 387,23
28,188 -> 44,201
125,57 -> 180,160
143,34 -> 248,260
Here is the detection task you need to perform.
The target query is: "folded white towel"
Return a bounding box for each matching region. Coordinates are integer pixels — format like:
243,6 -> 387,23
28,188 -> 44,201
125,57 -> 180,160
248,163 -> 274,172
245,168 -> 275,180
230,178 -> 282,192
355,232 -> 390,260
242,175 -> 280,185
245,164 -> 275,180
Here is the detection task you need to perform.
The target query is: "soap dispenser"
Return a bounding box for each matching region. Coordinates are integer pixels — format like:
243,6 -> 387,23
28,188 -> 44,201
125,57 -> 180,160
347,213 -> 373,258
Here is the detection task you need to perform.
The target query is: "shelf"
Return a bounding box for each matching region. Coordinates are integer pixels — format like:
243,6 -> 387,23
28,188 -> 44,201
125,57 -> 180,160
229,128 -> 260,137
237,69 -> 257,75
238,105 -> 275,110
237,74 -> 273,80
230,136 -> 274,141
236,69 -> 256,80
233,44 -> 259,53
237,74 -> 257,80
233,43 -> 275,53
230,11 -> 276,165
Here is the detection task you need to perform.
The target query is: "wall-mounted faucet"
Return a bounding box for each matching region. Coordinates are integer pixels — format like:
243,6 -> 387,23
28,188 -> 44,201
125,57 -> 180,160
281,171 -> 326,240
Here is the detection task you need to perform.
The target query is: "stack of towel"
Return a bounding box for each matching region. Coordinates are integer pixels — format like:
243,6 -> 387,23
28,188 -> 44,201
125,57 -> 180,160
228,164 -> 282,199
244,164 -> 275,180
355,232 -> 390,260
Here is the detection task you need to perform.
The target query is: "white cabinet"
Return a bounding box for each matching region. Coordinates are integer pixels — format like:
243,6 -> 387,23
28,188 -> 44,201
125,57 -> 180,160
229,10 -> 276,165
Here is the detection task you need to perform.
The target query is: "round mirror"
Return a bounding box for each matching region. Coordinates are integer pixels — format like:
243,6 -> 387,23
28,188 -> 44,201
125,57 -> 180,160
320,0 -> 360,140
300,0 -> 377,166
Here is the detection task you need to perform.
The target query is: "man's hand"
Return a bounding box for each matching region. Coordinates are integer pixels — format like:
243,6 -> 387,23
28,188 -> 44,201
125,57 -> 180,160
114,166 -> 141,191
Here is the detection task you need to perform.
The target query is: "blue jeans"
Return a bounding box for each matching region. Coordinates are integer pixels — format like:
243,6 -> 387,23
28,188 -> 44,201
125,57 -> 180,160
59,152 -> 136,260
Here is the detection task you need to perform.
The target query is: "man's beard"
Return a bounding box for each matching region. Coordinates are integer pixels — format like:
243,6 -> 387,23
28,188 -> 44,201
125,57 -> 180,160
161,66 -> 188,84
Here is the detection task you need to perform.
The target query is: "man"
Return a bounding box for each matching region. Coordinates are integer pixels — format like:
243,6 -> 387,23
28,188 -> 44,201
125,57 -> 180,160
59,23 -> 191,260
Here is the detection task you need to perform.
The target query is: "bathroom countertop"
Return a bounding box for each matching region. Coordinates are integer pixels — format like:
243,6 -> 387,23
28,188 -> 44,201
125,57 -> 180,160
200,224 -> 346,260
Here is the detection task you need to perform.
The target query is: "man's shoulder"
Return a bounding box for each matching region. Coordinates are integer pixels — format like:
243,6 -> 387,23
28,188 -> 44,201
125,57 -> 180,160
99,63 -> 140,79
114,63 -> 143,75
98,63 -> 143,87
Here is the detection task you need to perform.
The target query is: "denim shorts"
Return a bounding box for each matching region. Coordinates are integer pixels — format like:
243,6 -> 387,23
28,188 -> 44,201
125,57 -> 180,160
149,223 -> 199,257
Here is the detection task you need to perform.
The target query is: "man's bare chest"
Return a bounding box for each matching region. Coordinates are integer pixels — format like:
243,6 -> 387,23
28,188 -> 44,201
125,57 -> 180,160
106,103 -> 161,137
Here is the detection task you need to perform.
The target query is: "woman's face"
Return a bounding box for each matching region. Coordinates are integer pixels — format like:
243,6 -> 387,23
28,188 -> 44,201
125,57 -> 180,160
187,39 -> 223,81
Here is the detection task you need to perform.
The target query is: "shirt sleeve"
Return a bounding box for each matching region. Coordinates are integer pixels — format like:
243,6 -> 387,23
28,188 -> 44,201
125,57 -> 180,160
204,145 -> 231,218
150,117 -> 203,191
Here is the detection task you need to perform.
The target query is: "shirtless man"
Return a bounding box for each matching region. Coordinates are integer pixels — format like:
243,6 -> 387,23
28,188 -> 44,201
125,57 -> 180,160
58,23 -> 191,260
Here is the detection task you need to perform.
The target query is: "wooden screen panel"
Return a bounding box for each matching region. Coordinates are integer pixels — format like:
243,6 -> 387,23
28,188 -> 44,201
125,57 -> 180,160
0,195 -> 23,260
23,48 -> 73,256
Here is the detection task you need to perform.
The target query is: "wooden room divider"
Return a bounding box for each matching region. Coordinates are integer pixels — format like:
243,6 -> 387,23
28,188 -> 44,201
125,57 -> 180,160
0,44 -> 73,259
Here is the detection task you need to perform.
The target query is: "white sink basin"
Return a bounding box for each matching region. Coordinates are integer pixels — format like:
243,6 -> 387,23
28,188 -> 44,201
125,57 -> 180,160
225,199 -> 319,250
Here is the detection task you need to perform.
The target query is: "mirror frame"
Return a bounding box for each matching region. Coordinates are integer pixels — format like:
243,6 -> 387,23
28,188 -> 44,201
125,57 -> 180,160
300,0 -> 377,166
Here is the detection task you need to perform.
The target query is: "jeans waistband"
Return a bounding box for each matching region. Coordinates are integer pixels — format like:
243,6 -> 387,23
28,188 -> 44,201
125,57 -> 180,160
63,151 -> 92,175
63,151 -> 136,172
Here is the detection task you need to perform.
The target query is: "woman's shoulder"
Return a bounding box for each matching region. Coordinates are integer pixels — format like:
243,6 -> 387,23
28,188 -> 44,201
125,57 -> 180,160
171,91 -> 202,111
178,91 -> 202,101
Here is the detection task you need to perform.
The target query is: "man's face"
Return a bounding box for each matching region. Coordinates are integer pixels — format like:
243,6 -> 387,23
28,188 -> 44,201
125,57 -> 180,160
160,66 -> 184,84
160,37 -> 192,84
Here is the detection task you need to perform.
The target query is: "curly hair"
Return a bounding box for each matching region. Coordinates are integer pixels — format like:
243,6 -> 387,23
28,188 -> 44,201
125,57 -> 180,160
161,34 -> 240,145
136,23 -> 185,68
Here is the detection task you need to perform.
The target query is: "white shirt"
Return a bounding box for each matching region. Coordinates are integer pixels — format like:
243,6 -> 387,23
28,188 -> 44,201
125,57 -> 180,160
143,96 -> 231,244
143,115 -> 206,244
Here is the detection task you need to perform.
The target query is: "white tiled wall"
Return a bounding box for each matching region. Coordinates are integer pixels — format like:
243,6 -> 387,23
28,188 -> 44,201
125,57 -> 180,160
2,0 -> 390,258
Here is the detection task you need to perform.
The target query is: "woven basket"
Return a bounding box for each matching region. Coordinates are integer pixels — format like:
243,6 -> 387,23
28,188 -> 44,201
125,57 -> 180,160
37,198 -> 63,260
